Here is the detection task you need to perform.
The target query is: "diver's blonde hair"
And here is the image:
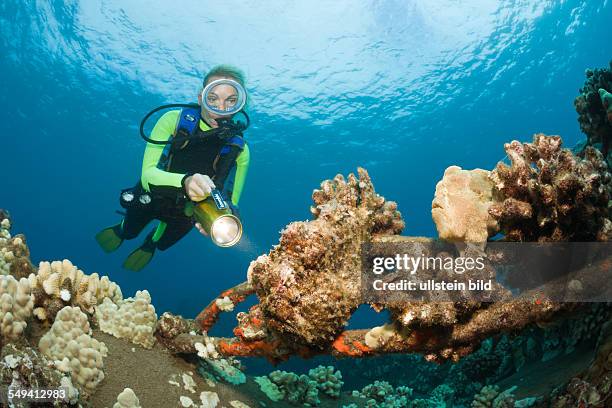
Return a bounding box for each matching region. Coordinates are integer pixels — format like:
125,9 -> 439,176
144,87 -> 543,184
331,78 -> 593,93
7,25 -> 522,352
203,65 -> 246,87
203,64 -> 248,108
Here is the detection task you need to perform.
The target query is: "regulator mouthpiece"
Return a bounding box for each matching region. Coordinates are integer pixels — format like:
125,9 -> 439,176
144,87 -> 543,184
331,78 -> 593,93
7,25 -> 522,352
201,78 -> 247,117
193,190 -> 243,247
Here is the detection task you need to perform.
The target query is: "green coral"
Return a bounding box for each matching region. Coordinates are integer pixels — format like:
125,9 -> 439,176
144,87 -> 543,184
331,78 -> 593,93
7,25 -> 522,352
599,88 -> 612,112
197,357 -> 246,385
353,381 -> 414,408
308,365 -> 344,398
574,61 -> 612,164
271,370 -> 320,406
430,384 -> 455,405
411,398 -> 445,408
256,369 -> 320,406
359,380 -> 395,402
255,365 -> 344,406
254,376 -> 284,402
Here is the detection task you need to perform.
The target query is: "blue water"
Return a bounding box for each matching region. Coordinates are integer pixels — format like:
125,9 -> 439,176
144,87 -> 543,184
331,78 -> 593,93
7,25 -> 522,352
0,0 -> 610,328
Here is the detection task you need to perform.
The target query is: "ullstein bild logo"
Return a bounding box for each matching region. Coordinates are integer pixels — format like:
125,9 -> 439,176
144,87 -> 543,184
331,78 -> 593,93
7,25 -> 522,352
360,241 -> 612,304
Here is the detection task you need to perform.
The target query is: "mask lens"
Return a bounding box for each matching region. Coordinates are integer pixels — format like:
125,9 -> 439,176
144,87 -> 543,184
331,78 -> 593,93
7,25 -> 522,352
211,215 -> 242,247
202,79 -> 246,116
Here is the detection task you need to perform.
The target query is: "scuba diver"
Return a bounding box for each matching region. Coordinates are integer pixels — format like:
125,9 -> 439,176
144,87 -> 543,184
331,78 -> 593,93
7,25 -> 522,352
95,65 -> 250,271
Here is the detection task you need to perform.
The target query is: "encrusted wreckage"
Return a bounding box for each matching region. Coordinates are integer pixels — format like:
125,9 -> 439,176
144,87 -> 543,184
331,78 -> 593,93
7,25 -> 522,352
0,134 -> 611,406
155,134 -> 611,368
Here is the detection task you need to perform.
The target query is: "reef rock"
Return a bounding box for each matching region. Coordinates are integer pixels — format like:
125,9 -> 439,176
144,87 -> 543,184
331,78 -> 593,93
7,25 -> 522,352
247,168 -> 403,347
0,343 -> 78,407
550,320 -> 612,407
574,60 -> 612,161
432,165 -> 498,242
489,134 -> 612,241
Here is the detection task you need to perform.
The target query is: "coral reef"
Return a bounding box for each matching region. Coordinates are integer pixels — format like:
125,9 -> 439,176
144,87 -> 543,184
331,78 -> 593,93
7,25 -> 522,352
38,306 -> 108,396
0,211 -> 34,279
471,385 -> 516,408
351,380 -> 423,407
432,165 -> 498,242
0,343 -> 78,407
246,168 -> 403,348
488,134 -> 612,241
255,369 -> 321,406
337,354 -> 445,394
539,303 -> 611,361
549,319 -> 612,407
1,122 -> 611,406
308,365 -> 344,398
186,155 -> 607,362
0,274 -> 33,343
29,259 -> 123,323
254,375 -> 284,401
600,88 -> 612,125
0,214 -> 9,275
155,311 -> 248,386
574,60 -> 612,162
255,365 -> 343,406
336,303 -> 611,406
95,290 -> 157,349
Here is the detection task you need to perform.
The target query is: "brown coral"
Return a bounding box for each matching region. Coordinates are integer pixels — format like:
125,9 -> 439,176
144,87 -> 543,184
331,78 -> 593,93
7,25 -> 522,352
185,155 -> 609,364
489,134 -> 612,241
247,168 -> 403,348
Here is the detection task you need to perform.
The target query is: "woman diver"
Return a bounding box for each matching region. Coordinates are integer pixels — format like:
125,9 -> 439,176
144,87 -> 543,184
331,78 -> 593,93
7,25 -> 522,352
95,65 -> 250,271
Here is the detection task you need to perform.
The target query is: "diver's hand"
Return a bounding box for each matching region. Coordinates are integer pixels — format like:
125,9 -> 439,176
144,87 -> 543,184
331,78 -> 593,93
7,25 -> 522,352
184,173 -> 215,201
195,222 -> 209,236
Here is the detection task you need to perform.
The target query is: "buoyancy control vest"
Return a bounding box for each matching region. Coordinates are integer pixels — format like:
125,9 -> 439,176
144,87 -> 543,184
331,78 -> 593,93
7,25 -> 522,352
157,107 -> 245,194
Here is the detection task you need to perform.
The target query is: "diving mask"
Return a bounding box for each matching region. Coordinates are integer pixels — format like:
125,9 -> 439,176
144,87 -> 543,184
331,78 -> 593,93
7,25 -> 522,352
201,78 -> 247,117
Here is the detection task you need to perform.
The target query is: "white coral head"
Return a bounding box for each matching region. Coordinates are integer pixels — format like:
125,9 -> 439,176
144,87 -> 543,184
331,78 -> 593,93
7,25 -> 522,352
60,288 -> 71,302
180,396 -> 194,407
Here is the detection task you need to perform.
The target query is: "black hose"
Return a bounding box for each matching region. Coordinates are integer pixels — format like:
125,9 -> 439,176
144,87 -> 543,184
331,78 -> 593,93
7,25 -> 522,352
139,103 -> 199,144
139,103 -> 250,145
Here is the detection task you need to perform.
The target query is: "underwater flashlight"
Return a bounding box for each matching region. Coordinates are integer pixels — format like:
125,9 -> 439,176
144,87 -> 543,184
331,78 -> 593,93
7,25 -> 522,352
193,189 -> 243,247
201,78 -> 247,117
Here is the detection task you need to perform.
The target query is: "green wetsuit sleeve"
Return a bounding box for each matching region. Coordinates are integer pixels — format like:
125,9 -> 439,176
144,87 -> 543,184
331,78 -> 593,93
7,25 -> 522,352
141,110 -> 184,192
231,143 -> 250,206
